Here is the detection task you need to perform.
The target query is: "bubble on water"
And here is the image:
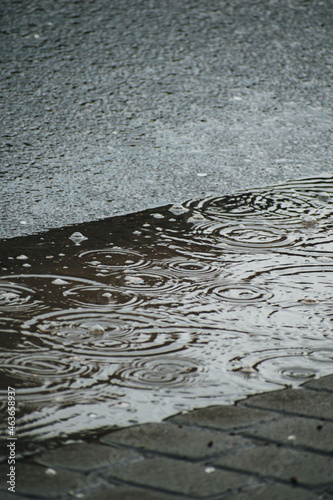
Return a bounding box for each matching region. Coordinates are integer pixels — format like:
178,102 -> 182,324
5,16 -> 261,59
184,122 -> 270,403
169,204 -> 189,215
52,278 -> 69,285
302,297 -> 319,305
317,192 -> 331,201
301,215 -> 317,226
16,255 -> 28,260
69,232 -> 88,244
87,324 -> 105,336
188,213 -> 205,222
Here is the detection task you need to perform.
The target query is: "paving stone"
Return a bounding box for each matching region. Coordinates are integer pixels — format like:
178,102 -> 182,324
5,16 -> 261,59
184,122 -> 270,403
101,422 -> 251,460
102,456 -> 250,497
303,374 -> 333,393
241,387 -> 333,421
212,443 -> 333,487
0,463 -> 84,498
81,485 -> 188,500
220,482 -> 321,500
168,404 -> 275,431
36,441 -> 142,472
0,490 -> 30,500
242,416 -> 333,453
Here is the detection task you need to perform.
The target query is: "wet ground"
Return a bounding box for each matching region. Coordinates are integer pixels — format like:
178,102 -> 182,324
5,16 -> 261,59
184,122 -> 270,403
1,0 -> 333,238
1,176 -> 333,447
1,374 -> 333,499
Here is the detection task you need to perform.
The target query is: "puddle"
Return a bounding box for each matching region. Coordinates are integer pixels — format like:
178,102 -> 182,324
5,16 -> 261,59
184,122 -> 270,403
1,176 -> 333,443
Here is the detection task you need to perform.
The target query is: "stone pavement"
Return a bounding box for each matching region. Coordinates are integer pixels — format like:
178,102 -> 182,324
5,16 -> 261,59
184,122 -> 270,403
1,375 -> 333,499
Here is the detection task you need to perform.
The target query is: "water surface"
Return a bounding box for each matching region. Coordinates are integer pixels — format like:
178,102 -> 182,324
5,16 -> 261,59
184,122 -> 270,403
1,176 -> 333,443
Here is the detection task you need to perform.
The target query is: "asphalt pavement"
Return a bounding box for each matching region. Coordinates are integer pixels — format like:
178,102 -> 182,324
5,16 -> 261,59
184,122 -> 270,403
1,0 -> 333,238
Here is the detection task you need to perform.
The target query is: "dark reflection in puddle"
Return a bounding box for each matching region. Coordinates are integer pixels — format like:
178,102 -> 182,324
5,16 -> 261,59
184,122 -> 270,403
1,176 -> 333,443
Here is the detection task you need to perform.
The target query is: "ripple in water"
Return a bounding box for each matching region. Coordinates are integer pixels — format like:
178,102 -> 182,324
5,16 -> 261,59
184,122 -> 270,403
0,350 -> 117,413
79,248 -> 150,275
113,356 -> 205,389
63,285 -> 139,308
0,281 -> 44,313
21,308 -> 195,358
230,349 -> 322,384
113,270 -> 182,295
163,257 -> 221,279
1,175 -> 333,441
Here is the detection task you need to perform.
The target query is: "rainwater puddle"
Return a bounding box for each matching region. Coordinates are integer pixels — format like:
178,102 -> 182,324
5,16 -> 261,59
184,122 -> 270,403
1,176 -> 333,443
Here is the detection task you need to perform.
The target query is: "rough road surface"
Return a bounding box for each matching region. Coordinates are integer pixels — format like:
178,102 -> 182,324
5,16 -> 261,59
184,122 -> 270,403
1,0 -> 333,238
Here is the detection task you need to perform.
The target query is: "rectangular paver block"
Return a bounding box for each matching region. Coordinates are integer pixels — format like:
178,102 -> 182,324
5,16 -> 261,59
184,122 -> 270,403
101,421 -> 251,460
212,443 -> 333,487
241,415 -> 333,453
102,456 -> 250,497
241,387 -> 333,420
36,442 -> 143,472
0,463 -> 84,498
168,404 -> 275,431
303,374 -> 333,393
82,485 -> 187,500
219,482 -> 322,500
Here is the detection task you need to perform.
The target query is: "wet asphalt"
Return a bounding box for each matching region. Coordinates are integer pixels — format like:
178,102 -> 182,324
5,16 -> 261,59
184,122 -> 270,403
1,0 -> 333,239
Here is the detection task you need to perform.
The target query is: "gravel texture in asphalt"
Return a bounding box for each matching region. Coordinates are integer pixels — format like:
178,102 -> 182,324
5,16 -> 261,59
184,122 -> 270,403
1,0 -> 332,238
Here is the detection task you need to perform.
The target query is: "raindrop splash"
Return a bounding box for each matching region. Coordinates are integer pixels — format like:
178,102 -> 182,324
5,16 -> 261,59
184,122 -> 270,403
0,175 -> 333,442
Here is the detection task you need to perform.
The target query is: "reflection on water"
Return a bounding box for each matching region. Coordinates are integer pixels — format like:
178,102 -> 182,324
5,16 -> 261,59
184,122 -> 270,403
1,176 -> 333,442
